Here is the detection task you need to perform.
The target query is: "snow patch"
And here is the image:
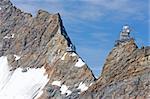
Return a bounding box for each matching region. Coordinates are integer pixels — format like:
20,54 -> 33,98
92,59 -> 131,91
89,83 -> 93,86
51,82 -> 72,96
0,56 -> 13,91
77,82 -> 88,92
3,36 -> 10,39
57,49 -> 61,54
60,85 -> 68,94
75,58 -> 85,67
14,55 -> 21,61
3,34 -> 14,39
61,53 -> 67,60
0,56 -> 49,99
52,81 -> 61,87
60,85 -> 72,96
11,34 -> 15,38
71,52 -> 77,57
66,90 -> 72,96
58,26 -> 61,34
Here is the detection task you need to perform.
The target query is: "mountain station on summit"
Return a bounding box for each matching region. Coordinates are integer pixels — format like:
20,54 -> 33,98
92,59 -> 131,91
120,25 -> 131,41
115,25 -> 132,46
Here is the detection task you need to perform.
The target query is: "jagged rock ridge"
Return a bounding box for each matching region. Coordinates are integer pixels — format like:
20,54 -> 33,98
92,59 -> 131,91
0,0 -> 95,99
80,39 -> 150,99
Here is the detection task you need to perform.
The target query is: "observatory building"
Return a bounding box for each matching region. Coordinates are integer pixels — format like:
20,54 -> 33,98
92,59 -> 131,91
115,25 -> 132,46
120,25 -> 131,41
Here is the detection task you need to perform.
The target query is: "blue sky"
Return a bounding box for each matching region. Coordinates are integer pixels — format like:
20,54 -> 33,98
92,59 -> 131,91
11,0 -> 149,77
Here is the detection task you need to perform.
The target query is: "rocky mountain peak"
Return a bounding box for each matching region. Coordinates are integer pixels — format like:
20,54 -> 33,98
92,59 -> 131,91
0,0 -> 96,98
80,34 -> 150,99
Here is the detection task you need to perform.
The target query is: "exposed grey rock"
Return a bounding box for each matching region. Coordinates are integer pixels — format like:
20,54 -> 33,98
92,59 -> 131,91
80,40 -> 150,99
0,0 -> 95,98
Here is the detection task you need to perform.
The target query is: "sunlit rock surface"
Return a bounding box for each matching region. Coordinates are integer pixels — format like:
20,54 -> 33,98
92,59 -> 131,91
0,0 -> 95,99
80,39 -> 150,99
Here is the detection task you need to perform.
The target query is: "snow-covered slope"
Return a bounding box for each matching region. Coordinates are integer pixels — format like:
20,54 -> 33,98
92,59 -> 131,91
0,56 -> 49,99
0,56 -> 13,91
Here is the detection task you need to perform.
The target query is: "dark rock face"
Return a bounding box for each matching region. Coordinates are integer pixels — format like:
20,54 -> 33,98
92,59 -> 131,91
80,39 -> 150,99
0,0 -> 95,98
